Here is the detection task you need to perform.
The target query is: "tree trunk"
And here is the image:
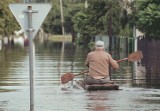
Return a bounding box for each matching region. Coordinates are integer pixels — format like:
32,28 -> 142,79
108,16 -> 112,54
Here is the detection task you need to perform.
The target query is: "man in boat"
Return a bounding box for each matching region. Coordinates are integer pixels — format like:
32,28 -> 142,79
84,40 -> 119,85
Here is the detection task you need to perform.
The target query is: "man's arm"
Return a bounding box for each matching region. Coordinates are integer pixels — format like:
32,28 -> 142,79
85,54 -> 89,67
108,54 -> 119,69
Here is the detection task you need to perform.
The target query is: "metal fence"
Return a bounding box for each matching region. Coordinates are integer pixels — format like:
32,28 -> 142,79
137,36 -> 160,85
97,35 -> 160,85
111,36 -> 134,59
95,35 -> 134,59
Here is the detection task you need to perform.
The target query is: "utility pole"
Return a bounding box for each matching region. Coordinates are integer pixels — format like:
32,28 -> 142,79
60,0 -> 65,35
59,0 -> 65,85
85,0 -> 88,8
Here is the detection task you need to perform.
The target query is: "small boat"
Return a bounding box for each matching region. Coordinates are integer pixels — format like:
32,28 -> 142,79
75,80 -> 119,91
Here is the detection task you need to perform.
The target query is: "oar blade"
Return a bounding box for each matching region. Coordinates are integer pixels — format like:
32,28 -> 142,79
128,51 -> 143,62
61,73 -> 74,84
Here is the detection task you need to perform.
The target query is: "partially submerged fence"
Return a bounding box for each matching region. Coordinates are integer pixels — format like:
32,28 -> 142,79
96,35 -> 160,85
137,36 -> 160,85
95,35 -> 134,59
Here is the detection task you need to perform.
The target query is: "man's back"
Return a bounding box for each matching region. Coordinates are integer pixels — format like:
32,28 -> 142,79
85,49 -> 119,79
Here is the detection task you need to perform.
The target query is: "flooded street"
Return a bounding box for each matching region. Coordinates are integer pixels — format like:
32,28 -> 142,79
0,41 -> 160,111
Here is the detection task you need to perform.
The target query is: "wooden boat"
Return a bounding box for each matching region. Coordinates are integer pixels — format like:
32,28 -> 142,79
75,80 -> 119,91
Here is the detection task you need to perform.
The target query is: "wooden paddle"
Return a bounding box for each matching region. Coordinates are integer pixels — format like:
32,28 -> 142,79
116,50 -> 143,62
60,50 -> 143,84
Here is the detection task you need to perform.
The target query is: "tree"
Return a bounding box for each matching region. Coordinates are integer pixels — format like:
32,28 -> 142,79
73,11 -> 91,44
0,0 -> 20,36
42,0 -> 84,35
42,0 -> 61,34
73,0 -> 125,46
42,0 -> 132,45
134,0 -> 160,39
64,3 -> 84,42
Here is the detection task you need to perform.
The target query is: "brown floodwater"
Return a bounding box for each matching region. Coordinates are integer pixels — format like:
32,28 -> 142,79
0,41 -> 160,111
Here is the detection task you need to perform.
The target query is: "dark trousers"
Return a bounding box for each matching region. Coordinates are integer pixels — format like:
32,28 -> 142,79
84,75 -> 110,85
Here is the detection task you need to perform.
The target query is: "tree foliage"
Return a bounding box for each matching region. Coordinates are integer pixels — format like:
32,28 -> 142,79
134,0 -> 160,39
42,0 -> 133,45
43,1 -> 61,34
0,0 -> 20,36
43,0 -> 84,35
73,0 -> 126,44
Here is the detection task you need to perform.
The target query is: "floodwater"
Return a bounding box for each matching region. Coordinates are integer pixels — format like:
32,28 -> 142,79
0,40 -> 160,111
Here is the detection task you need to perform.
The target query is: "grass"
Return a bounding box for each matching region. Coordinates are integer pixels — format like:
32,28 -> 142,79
48,35 -> 72,42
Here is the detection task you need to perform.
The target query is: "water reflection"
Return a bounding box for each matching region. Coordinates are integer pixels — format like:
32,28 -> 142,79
0,40 -> 160,111
86,91 -> 110,111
